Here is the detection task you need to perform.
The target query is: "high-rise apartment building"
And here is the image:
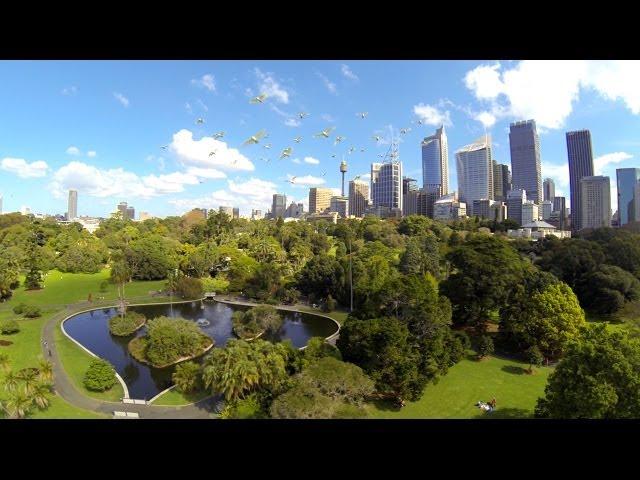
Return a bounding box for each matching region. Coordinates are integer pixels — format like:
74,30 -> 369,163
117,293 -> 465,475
456,135 -> 493,216
509,120 -> 542,204
567,130 -> 595,232
616,168 -> 640,226
371,161 -> 403,213
271,194 -> 287,218
543,178 -> 555,203
348,180 -> 369,218
329,196 -> 348,218
126,206 -> 135,221
506,189 -> 527,226
541,200 -> 553,220
308,187 -> 333,214
492,160 -> 504,201
67,189 -> 78,220
421,126 -> 449,195
521,201 -> 540,225
117,202 -> 128,219
580,176 -> 611,229
553,196 -> 567,230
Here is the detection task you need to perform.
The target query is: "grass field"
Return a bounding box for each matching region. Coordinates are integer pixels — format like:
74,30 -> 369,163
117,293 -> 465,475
152,387 -> 210,406
369,352 -> 552,419
0,269 -> 168,418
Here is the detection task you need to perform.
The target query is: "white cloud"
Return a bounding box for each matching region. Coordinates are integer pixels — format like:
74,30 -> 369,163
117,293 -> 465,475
66,146 -> 81,155
289,174 -> 325,186
254,68 -> 289,104
464,61 -> 640,129
321,113 -> 335,122
191,74 -> 216,92
284,118 -> 301,127
48,160 -> 222,200
317,72 -> 337,94
1,158 -> 49,178
184,167 -> 226,179
196,99 -> 209,112
341,64 -> 359,81
413,103 -> 452,126
169,177 -> 278,216
292,158 -> 301,164
113,92 -> 130,107
594,152 -> 633,175
185,102 -> 193,115
304,157 -> 320,165
170,129 -> 254,172
474,111 -> 496,128
61,86 -> 78,96
87,150 -> 97,158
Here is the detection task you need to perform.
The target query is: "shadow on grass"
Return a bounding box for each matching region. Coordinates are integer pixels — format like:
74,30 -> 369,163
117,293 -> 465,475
501,365 -> 528,375
474,407 -> 533,419
370,399 -> 402,413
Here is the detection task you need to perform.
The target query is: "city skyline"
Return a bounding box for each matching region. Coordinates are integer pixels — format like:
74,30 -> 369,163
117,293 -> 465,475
1,60 -> 639,218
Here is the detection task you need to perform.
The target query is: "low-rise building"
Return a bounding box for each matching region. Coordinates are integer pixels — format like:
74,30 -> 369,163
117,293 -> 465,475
507,220 -> 572,241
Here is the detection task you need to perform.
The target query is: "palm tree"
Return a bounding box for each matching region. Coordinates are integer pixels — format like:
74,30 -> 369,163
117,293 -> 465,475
37,357 -> 53,383
2,370 -> 20,392
0,353 -> 10,374
202,341 -> 260,402
31,381 -> 52,410
16,368 -> 39,395
1,390 -> 32,418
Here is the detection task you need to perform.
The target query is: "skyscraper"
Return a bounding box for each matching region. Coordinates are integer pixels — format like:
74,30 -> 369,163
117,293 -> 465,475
616,168 -> 640,226
371,161 -> 403,212
67,189 -> 78,220
126,206 -> 135,221
329,196 -> 348,218
509,120 -> 542,204
456,135 -> 493,215
219,206 -> 234,217
421,125 -> 449,195
566,129 -> 595,232
349,180 -> 369,218
402,177 -> 419,216
271,193 -> 287,218
309,187 -> 333,214
580,176 -> 611,229
493,160 -> 503,201
543,178 -> 555,203
117,202 -> 129,219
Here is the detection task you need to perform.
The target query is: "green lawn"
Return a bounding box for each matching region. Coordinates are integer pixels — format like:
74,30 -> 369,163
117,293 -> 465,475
29,396 -> 107,419
296,306 -> 348,325
369,353 -> 552,419
54,326 -> 124,402
152,387 -> 210,406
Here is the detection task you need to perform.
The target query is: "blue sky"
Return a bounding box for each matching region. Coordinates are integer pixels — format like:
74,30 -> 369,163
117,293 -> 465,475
1,60 -> 639,218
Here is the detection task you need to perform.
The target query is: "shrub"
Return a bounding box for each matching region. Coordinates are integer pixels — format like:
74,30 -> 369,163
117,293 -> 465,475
109,312 -> 146,336
201,276 -> 229,294
22,306 -> 42,318
174,276 -> 204,300
323,295 -> 337,312
12,303 -> 27,315
0,319 -> 20,335
525,345 -> 544,373
99,280 -> 109,293
453,330 -> 471,350
143,316 -> 212,367
83,358 -> 117,392
232,305 -> 283,339
172,361 -> 202,393
477,335 -> 495,359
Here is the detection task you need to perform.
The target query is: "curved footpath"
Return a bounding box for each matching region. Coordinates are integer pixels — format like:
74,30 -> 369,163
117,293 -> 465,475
41,297 -> 340,419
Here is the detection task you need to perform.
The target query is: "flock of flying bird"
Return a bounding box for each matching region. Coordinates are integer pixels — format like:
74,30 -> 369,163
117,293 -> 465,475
161,92 -> 426,186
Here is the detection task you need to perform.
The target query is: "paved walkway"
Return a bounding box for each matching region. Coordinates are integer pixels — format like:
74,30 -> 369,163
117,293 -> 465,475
42,304 -> 219,419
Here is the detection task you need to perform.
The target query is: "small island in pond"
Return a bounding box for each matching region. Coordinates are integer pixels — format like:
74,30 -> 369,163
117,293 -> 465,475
232,305 -> 284,341
128,316 -> 214,368
109,311 -> 146,336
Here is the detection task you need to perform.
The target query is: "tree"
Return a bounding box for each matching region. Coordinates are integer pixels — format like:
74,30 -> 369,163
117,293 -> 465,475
477,335 -> 494,359
172,361 -> 202,393
0,353 -> 10,373
31,381 -> 52,410
173,276 -> 204,300
232,305 -> 284,339
337,316 -> 421,403
525,346 -> 543,374
0,390 -> 32,419
128,234 -> 179,280
500,278 -> 586,360
535,324 -> 640,418
37,358 -> 53,382
83,359 -> 117,392
582,265 -> 640,314
202,339 -> 289,402
270,381 -> 338,419
302,337 -> 342,368
0,250 -> 20,301
441,235 -> 529,331
399,234 -> 440,277
296,255 -> 345,301
109,311 -> 146,336
144,316 -> 211,366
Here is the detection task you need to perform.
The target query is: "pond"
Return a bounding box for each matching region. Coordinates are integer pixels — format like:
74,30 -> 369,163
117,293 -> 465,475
62,300 -> 339,400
